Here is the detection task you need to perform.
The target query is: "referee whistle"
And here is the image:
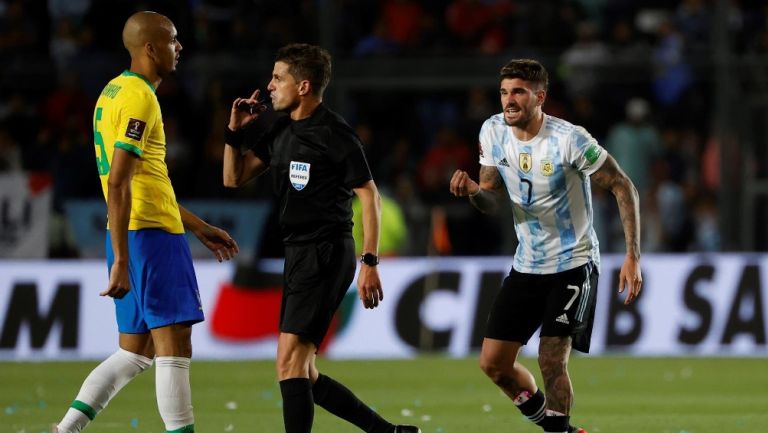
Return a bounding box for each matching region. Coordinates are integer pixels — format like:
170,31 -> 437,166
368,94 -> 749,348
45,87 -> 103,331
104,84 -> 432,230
237,100 -> 266,115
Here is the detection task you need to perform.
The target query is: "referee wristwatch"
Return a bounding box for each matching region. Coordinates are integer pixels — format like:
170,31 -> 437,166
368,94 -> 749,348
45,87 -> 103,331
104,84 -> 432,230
360,253 -> 379,266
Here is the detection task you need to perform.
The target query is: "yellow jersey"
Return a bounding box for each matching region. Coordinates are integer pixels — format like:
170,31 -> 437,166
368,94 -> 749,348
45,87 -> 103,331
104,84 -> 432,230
93,70 -> 184,234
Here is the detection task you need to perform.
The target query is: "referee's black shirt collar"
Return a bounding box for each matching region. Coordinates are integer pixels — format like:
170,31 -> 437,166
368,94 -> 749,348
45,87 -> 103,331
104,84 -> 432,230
292,103 -> 326,128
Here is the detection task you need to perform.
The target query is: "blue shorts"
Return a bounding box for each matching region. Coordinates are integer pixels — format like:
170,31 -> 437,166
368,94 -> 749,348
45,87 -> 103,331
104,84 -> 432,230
106,229 -> 204,333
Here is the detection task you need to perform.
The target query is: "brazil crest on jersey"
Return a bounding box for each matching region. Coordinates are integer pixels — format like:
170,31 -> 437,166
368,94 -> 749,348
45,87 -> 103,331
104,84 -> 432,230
479,113 -> 608,274
93,70 -> 183,234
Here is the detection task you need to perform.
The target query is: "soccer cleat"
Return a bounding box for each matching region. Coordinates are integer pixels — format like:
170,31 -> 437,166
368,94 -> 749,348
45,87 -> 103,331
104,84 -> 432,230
568,427 -> 587,433
394,425 -> 422,433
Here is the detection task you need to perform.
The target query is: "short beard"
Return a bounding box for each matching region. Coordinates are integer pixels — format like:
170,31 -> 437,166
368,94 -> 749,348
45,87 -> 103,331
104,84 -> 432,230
504,113 -> 531,128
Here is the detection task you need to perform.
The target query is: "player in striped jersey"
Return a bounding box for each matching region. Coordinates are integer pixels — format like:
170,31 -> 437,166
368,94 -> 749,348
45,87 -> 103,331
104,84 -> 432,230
54,11 -> 238,433
450,59 -> 643,433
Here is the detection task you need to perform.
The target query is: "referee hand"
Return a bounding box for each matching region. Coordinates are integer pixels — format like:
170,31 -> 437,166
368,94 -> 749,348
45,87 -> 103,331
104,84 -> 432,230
357,265 -> 383,309
229,88 -> 268,131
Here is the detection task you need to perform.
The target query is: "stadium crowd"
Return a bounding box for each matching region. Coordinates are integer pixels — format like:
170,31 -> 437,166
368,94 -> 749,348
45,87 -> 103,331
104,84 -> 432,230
1,0 -> 767,257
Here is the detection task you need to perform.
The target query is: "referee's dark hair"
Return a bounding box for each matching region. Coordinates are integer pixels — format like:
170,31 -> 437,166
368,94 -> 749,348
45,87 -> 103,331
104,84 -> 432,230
276,43 -> 332,97
499,59 -> 549,91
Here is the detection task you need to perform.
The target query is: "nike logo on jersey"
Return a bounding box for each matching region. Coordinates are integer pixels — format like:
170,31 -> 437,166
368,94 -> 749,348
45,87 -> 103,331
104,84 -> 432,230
556,314 -> 570,325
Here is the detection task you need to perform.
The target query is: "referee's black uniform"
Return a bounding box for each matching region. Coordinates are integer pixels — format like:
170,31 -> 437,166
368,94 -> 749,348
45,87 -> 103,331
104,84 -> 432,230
250,103 -> 373,347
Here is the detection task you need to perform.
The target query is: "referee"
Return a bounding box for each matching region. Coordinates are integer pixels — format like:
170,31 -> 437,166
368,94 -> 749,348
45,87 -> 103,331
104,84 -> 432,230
222,43 -> 420,433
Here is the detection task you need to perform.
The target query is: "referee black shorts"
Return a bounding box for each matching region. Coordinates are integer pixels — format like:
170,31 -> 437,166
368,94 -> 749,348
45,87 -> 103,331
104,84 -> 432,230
485,262 -> 599,353
280,236 -> 356,348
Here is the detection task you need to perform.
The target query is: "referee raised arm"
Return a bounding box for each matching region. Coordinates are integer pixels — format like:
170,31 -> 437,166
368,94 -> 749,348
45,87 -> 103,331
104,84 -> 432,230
222,43 -> 420,433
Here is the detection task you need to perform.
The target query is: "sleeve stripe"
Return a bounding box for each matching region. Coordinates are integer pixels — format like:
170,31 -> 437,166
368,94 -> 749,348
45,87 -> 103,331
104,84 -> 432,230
115,141 -> 143,156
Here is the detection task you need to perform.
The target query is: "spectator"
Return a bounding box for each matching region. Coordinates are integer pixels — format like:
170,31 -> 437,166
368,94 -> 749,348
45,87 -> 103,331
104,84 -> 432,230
649,127 -> 696,251
692,190 -> 720,251
352,192 -> 408,256
418,127 -> 473,202
604,98 -> 661,197
560,21 -> 609,99
0,0 -> 758,257
570,95 -> 609,142
610,19 -> 652,65
652,18 -> 692,108
41,72 -> 92,139
746,29 -> 768,92
354,18 -> 399,56
675,0 -> 710,56
0,93 -> 43,171
382,0 -> 425,49
377,136 -> 419,189
49,17 -> 82,73
445,0 -> 493,48
605,19 -> 652,118
0,125 -> 22,172
163,116 -> 194,195
0,0 -> 41,54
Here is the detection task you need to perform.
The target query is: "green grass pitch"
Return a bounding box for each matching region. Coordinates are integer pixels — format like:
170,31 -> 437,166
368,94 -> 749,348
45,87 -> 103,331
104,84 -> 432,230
1,356 -> 766,433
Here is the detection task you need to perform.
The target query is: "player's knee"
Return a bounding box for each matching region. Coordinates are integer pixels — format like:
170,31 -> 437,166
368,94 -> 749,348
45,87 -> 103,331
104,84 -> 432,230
276,353 -> 306,380
479,357 -> 508,385
116,348 -> 153,372
276,360 -> 290,379
308,362 -> 319,383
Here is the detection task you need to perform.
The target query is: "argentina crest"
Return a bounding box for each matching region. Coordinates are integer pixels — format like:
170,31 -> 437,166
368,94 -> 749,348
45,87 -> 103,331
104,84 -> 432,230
541,159 -> 554,176
289,161 -> 310,191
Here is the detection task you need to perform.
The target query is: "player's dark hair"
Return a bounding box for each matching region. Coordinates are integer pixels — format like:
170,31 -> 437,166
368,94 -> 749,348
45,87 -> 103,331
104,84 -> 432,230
499,59 -> 548,91
276,43 -> 332,96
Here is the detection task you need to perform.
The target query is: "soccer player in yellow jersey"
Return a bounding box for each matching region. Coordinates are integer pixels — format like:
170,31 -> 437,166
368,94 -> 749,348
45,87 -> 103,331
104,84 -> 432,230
54,11 -> 239,433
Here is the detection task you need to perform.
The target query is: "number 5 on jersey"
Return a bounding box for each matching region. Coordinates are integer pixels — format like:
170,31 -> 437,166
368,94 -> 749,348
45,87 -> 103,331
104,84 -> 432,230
94,107 -> 110,175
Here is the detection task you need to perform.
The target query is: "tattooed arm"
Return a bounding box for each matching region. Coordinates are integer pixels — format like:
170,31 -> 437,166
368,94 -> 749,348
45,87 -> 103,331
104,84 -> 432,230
590,154 -> 643,304
449,166 -> 505,215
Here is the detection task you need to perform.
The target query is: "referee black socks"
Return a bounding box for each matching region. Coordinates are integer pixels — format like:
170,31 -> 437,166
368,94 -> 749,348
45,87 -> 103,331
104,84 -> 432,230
312,374 -> 394,433
280,378 -> 314,433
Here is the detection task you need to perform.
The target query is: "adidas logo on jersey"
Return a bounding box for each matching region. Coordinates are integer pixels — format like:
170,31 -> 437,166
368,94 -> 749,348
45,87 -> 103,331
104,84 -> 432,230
556,314 -> 570,325
498,158 -> 510,167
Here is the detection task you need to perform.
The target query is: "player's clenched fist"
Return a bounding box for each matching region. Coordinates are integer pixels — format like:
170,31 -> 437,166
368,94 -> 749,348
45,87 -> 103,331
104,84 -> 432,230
450,169 -> 480,197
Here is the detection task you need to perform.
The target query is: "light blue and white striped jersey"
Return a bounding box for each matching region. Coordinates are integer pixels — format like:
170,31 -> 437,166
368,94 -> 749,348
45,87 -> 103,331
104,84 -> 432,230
479,113 -> 608,274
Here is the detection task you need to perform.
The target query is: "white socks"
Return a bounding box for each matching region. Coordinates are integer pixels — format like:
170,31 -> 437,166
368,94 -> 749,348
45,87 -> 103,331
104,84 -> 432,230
155,356 -> 195,432
56,349 -> 153,433
56,352 -> 195,433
